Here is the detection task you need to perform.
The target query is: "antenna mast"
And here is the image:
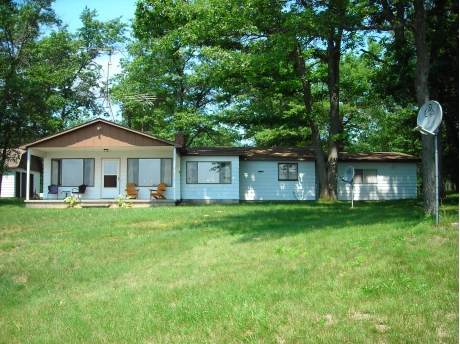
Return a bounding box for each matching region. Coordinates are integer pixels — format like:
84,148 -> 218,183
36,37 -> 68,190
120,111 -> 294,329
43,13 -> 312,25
88,47 -> 123,121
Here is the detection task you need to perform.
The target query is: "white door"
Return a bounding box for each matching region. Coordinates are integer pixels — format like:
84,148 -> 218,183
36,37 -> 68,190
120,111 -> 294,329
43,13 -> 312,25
101,159 -> 120,198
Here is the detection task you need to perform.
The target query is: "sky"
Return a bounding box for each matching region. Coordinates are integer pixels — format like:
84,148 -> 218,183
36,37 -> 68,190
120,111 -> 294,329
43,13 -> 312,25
52,0 -> 137,119
52,0 -> 136,32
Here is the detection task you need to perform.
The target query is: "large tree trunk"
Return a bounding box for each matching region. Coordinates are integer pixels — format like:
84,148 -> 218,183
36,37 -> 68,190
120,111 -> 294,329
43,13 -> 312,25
414,0 -> 436,215
292,28 -> 343,202
292,45 -> 331,199
311,122 -> 329,199
292,45 -> 328,199
325,33 -> 343,201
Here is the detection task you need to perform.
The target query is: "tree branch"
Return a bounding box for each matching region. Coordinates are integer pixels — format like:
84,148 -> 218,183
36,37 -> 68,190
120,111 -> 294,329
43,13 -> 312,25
359,49 -> 387,65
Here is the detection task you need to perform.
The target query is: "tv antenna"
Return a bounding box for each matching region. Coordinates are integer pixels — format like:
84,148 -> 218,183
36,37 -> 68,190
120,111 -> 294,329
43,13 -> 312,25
87,47 -> 125,121
414,100 -> 443,225
340,166 -> 355,209
124,94 -> 157,107
123,94 -> 158,132
102,49 -> 114,120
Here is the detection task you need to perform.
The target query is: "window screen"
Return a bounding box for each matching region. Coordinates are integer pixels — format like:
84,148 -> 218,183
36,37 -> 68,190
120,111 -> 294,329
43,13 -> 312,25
51,159 -> 94,186
186,162 -> 231,184
278,163 -> 298,181
127,159 -> 172,186
354,169 -> 377,184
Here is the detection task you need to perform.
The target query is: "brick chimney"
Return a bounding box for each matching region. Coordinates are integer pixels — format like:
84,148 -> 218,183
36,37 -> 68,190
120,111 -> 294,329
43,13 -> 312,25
175,132 -> 187,147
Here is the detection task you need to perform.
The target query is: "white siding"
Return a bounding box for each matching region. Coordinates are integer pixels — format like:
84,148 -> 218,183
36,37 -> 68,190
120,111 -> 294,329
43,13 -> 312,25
173,151 -> 181,201
42,147 -> 176,200
338,162 -> 418,201
1,169 -> 40,198
239,161 -> 316,201
1,172 -> 15,197
180,156 -> 240,202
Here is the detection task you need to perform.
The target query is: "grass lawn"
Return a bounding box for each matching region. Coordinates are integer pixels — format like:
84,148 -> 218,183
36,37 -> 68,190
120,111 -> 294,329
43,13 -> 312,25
0,195 -> 458,343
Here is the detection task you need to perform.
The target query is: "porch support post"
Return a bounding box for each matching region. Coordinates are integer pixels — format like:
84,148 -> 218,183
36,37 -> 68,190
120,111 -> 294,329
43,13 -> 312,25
173,147 -> 177,201
25,149 -> 31,201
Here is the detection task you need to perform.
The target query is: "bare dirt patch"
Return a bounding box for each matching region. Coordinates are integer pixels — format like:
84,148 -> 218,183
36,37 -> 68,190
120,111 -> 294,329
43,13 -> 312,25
350,311 -> 372,320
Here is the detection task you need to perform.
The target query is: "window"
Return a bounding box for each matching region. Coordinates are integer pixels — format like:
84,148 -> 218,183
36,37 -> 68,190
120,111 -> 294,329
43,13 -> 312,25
127,158 -> 172,186
354,169 -> 377,184
186,162 -> 231,184
278,163 -> 298,181
51,159 -> 94,186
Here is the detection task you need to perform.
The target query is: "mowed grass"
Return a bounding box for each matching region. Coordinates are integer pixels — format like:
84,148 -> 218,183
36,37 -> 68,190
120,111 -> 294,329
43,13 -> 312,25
0,196 -> 458,343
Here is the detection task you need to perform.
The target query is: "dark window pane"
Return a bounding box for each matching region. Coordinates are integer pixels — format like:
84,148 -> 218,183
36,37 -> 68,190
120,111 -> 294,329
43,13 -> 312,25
104,175 -> 117,188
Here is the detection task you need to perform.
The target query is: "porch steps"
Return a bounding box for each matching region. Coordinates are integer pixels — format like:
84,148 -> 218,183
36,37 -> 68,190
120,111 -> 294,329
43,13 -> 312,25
81,204 -> 110,208
24,199 -> 176,208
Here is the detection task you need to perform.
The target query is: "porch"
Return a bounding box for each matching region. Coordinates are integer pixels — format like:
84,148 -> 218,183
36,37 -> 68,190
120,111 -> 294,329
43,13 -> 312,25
24,199 -> 176,208
19,119 -> 185,205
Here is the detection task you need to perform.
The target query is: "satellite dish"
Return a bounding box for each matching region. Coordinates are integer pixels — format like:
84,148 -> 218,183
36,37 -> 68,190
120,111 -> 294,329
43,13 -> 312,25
343,166 -> 355,183
415,100 -> 443,135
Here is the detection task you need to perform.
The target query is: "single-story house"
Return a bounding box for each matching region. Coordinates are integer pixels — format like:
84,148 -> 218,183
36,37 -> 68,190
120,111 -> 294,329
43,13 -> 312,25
18,118 -> 420,207
1,149 -> 42,198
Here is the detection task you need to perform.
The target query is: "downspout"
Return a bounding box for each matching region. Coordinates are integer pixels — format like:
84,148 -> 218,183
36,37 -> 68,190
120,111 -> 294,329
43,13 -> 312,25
26,149 -> 31,201
173,147 -> 176,201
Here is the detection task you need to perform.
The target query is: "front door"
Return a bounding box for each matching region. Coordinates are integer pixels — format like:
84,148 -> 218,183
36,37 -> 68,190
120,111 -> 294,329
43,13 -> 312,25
101,159 -> 120,198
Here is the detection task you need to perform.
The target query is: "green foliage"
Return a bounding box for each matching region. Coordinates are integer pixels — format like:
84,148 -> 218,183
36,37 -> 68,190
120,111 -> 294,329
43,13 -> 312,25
114,194 -> 132,208
110,0 -> 241,146
0,2 -> 127,195
426,0 -> 459,190
124,0 -> 457,187
63,195 -> 79,208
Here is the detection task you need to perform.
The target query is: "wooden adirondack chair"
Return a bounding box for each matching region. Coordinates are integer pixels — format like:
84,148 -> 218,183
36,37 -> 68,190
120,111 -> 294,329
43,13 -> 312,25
150,183 -> 166,199
125,183 -> 139,199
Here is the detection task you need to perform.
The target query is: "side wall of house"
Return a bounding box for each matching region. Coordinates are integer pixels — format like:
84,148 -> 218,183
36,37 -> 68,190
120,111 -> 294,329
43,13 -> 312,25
180,156 -> 240,203
239,160 -> 316,201
42,148 -> 176,200
337,162 -> 418,201
1,173 -> 15,197
1,169 -> 40,198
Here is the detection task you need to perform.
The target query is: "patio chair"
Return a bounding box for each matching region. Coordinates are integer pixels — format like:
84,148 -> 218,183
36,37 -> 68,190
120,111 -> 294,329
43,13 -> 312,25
72,184 -> 87,198
125,183 -> 139,199
48,184 -> 59,199
150,183 -> 166,199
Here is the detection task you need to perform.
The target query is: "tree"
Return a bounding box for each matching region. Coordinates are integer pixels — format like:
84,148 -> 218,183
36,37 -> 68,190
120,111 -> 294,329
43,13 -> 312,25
365,0 -> 458,213
112,0 -> 240,146
0,1 -> 127,196
127,0 -> 457,203
48,7 -> 128,127
0,0 -> 57,196
426,0 -> 458,192
189,0 -> 369,200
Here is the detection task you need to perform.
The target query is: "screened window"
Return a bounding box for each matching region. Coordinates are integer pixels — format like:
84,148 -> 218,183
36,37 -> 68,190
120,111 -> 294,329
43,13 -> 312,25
354,169 -> 377,184
278,163 -> 298,181
127,158 -> 172,186
51,159 -> 94,186
186,162 -> 231,184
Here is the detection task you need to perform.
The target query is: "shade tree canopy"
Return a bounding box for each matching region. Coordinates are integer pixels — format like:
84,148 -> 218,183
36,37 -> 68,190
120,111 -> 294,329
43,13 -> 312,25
0,0 -> 127,196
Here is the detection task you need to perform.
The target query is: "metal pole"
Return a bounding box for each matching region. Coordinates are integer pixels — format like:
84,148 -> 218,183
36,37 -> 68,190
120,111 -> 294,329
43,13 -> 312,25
351,181 -> 354,208
435,130 -> 439,226
26,149 -> 31,201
